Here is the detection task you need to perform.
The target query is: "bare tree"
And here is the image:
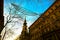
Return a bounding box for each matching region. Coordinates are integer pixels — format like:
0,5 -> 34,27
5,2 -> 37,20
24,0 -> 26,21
1,7 -> 19,40
2,6 -> 12,39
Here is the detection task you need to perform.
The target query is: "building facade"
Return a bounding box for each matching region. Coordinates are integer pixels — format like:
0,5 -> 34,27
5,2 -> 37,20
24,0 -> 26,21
0,0 -> 4,39
0,0 -> 4,34
29,0 -> 60,40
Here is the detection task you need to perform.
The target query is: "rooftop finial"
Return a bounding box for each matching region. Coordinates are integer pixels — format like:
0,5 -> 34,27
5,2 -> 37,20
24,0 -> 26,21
23,16 -> 27,25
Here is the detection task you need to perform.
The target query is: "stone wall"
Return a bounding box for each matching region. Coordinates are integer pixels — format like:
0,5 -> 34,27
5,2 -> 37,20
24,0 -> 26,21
29,0 -> 60,40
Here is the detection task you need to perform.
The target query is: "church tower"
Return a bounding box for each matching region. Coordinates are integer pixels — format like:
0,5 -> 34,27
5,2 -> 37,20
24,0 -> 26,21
22,18 -> 27,33
19,18 -> 29,40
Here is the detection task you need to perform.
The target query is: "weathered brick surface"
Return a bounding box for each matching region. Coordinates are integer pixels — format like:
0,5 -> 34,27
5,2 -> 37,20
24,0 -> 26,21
29,0 -> 60,40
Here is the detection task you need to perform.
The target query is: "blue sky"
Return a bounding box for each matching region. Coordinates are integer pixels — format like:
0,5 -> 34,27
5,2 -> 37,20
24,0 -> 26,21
4,0 -> 55,13
4,0 -> 55,27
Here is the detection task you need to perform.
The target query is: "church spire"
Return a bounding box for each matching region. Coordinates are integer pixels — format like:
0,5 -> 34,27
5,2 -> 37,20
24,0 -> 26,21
23,17 -> 27,26
22,16 -> 27,32
19,17 -> 29,40
19,16 -> 29,40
